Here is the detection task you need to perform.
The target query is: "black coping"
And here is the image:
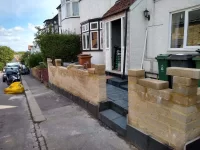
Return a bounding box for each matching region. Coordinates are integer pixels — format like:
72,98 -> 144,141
127,125 -> 174,150
185,137 -> 200,150
99,109 -> 127,137
48,82 -> 99,118
107,77 -> 128,88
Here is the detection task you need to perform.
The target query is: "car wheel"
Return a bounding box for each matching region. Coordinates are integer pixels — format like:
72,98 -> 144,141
3,78 -> 5,82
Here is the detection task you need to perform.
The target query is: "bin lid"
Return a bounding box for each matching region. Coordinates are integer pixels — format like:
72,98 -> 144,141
193,56 -> 200,61
168,54 -> 200,60
156,54 -> 171,60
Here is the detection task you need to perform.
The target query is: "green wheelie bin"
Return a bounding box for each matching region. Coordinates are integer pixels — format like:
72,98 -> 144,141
156,54 -> 171,81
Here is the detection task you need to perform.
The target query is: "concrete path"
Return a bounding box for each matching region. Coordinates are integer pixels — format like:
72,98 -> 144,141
0,74 -> 39,150
23,75 -> 137,150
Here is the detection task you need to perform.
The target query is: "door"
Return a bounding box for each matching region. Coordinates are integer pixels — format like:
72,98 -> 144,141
105,22 -> 112,71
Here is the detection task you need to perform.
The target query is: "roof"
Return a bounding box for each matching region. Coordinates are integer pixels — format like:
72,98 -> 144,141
103,0 -> 135,18
56,4 -> 61,9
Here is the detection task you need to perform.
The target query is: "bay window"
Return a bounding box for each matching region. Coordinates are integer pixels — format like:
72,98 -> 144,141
170,7 -> 200,49
72,2 -> 79,16
81,20 -> 103,51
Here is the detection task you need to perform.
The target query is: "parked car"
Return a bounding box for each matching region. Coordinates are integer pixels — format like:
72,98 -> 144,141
6,62 -> 22,73
4,67 -> 21,85
21,65 -> 30,75
2,67 -> 20,83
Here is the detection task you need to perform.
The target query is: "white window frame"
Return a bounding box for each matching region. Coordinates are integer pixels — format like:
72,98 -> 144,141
90,22 -> 98,30
100,21 -> 103,29
66,2 -> 71,18
100,30 -> 103,49
72,1 -> 79,17
85,23 -> 89,31
82,32 -> 89,50
105,22 -> 110,49
82,25 -> 85,32
169,6 -> 200,51
90,31 -> 99,50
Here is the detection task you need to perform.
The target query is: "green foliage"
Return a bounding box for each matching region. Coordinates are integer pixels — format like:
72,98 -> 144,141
0,46 -> 14,70
28,52 -> 43,68
15,51 -> 25,55
37,33 -> 80,62
0,62 -> 4,71
20,51 -> 30,66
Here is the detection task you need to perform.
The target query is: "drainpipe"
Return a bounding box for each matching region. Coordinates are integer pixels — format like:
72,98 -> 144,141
122,9 -> 128,79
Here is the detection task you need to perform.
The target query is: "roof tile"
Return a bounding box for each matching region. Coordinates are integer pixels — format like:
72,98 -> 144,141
103,0 -> 135,18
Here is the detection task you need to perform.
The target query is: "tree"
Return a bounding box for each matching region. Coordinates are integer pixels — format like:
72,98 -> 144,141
20,51 -> 30,66
0,46 -> 14,70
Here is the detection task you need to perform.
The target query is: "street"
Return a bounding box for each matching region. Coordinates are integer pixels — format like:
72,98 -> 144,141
0,73 -> 38,150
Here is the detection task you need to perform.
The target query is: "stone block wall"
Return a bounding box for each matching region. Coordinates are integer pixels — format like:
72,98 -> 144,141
128,67 -> 200,150
47,59 -> 107,106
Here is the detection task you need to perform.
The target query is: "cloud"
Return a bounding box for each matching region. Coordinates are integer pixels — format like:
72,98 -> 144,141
6,36 -> 21,41
13,26 -> 24,31
0,26 -> 24,36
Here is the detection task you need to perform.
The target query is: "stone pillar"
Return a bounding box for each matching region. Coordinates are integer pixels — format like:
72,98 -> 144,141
55,59 -> 62,67
127,67 -> 200,150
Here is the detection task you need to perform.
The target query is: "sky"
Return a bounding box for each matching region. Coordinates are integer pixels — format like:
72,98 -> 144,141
0,0 -> 60,52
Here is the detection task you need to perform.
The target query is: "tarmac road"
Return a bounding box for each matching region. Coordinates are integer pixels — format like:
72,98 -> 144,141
0,73 -> 38,150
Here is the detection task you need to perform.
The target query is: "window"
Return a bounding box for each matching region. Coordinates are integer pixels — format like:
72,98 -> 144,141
187,9 -> 200,46
82,32 -> 89,50
170,7 -> 200,49
90,22 -> 98,30
81,20 -> 102,51
91,31 -> 98,49
66,3 -> 70,17
72,2 -> 79,16
100,30 -> 103,49
106,22 -> 110,48
100,21 -> 103,29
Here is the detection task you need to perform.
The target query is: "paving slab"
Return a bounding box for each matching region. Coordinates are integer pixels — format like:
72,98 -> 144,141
23,75 -> 137,150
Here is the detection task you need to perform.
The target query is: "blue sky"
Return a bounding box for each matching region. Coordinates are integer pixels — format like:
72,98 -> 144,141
0,0 -> 60,51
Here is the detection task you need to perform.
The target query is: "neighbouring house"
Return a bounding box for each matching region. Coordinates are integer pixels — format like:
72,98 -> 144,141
79,0 -> 118,65
129,0 -> 200,76
28,45 -> 33,51
30,41 -> 41,54
59,0 -> 80,34
43,14 -> 59,33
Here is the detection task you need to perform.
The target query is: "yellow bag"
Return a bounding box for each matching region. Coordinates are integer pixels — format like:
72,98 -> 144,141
4,82 -> 24,94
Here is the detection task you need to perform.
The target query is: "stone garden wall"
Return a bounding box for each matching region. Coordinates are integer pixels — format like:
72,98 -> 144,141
47,59 -> 107,106
128,67 -> 200,149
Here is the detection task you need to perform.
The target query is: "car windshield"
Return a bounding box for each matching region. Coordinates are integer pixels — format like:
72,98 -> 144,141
5,67 -> 19,73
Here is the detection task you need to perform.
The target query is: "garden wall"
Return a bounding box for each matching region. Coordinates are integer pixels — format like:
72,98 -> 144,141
31,67 -> 49,85
47,59 -> 107,106
128,67 -> 200,150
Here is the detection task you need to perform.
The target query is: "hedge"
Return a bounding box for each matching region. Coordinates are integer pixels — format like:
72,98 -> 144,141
38,34 -> 80,63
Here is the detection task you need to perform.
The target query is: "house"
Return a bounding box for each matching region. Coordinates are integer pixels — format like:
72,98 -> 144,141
43,14 -> 59,33
129,0 -> 200,76
102,0 -> 135,76
79,0 -> 118,65
58,0 -> 80,34
30,41 -> 41,54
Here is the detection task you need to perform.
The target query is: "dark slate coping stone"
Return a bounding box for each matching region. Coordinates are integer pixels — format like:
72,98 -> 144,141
185,137 -> 200,150
107,77 -> 128,88
120,84 -> 128,91
127,125 -> 173,150
48,82 -> 99,119
99,109 -> 127,137
105,71 -> 128,79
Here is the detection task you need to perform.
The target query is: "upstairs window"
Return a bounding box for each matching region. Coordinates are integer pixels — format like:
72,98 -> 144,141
72,2 -> 79,16
170,7 -> 200,49
61,1 -> 79,19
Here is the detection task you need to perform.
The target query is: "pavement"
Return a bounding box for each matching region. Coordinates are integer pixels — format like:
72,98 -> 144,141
0,73 -> 40,150
23,75 -> 137,150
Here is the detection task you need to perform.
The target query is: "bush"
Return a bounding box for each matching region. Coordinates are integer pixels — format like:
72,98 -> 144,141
28,52 -> 43,68
38,34 -> 80,63
0,62 -> 4,71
